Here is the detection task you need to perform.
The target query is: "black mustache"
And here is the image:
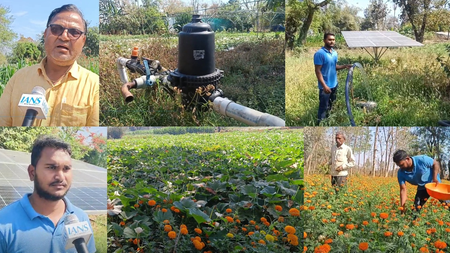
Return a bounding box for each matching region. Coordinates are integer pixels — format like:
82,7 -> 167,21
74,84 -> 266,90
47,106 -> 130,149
50,181 -> 66,186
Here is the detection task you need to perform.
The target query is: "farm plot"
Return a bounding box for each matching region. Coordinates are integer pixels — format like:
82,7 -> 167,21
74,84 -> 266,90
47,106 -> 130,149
107,129 -> 303,252
303,175 -> 449,252
99,32 -> 285,126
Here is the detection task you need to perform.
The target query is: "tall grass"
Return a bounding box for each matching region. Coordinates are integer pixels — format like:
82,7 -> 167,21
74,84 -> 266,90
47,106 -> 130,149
0,60 -> 35,96
286,43 -> 450,126
100,33 -> 285,126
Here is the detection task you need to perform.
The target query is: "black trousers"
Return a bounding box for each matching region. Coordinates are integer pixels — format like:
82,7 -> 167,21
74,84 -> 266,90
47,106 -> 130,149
331,176 -> 347,187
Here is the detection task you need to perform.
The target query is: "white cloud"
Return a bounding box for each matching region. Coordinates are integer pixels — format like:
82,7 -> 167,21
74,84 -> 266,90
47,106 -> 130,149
12,11 -> 27,17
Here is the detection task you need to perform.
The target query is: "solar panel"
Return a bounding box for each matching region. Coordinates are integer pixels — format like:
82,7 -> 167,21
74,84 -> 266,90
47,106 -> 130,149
341,31 -> 423,48
0,149 -> 106,213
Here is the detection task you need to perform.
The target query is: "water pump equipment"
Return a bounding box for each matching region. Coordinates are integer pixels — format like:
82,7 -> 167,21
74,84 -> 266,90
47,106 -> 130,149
116,15 -> 285,127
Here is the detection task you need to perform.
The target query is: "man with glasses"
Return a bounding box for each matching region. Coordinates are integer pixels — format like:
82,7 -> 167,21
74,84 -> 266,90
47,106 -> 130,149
0,4 -> 99,126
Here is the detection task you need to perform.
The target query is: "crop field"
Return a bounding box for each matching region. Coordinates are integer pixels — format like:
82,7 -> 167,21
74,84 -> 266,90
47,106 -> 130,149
107,129 -> 303,252
99,32 -> 285,126
303,175 -> 450,252
286,42 -> 450,126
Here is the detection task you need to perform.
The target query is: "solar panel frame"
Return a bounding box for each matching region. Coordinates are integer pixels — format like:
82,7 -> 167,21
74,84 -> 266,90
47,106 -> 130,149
341,31 -> 423,48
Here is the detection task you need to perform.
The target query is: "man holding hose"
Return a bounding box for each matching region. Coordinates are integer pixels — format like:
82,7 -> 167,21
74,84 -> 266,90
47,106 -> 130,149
314,33 -> 352,125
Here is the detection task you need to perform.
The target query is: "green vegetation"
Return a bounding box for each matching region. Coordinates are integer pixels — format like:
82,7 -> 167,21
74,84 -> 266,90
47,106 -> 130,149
90,214 -> 107,253
286,43 -> 450,126
107,129 -> 303,252
11,41 -> 40,63
100,33 -> 284,126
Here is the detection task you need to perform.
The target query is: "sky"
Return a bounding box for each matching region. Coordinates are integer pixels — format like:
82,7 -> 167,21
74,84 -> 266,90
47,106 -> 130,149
341,0 -> 397,18
2,0 -> 99,41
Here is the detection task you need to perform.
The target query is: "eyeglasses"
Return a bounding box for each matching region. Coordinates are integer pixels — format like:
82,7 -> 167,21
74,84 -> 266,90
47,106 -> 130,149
47,24 -> 85,40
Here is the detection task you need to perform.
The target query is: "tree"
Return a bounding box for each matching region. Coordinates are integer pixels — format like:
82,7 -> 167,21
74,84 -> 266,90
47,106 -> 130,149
0,127 -> 57,152
393,0 -> 448,42
11,41 -> 41,63
297,0 -> 333,46
84,26 -> 99,57
0,5 -> 17,59
361,0 -> 389,30
174,12 -> 192,32
108,127 -> 124,139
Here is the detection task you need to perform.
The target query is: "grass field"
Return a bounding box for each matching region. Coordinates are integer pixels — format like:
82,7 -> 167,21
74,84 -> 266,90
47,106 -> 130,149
303,175 -> 450,252
99,32 -> 285,126
286,42 -> 450,126
107,129 -> 303,252
90,214 -> 107,253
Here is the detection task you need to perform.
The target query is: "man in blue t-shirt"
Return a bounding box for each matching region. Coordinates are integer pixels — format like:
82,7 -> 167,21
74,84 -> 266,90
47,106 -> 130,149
393,149 -> 449,213
314,33 -> 352,125
0,136 -> 96,253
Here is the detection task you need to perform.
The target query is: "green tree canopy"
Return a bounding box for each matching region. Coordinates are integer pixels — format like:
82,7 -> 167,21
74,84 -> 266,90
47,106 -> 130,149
11,41 -> 41,63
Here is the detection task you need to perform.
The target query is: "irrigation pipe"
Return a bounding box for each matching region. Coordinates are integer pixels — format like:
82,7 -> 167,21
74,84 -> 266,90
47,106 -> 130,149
345,64 -> 356,126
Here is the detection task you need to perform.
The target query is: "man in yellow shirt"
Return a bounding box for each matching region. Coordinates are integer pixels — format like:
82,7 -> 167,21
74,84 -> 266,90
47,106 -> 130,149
0,4 -> 99,126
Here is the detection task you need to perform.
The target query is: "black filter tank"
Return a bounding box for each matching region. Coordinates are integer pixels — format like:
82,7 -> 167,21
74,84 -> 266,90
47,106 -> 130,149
168,15 -> 223,103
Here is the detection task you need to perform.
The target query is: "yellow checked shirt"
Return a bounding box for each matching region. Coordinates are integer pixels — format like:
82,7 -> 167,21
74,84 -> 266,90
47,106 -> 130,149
0,58 -> 99,126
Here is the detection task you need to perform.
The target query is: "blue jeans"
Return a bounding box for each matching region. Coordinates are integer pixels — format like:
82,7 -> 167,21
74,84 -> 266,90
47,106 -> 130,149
317,85 -> 338,124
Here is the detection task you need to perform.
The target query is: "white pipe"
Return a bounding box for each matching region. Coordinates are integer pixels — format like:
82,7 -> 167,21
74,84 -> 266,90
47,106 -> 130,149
212,97 -> 285,126
116,57 -> 130,84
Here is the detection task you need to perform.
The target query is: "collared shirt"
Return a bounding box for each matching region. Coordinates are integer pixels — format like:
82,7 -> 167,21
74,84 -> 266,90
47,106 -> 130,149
0,58 -> 99,126
0,194 -> 96,253
314,47 -> 338,89
331,143 -> 355,176
398,155 -> 441,190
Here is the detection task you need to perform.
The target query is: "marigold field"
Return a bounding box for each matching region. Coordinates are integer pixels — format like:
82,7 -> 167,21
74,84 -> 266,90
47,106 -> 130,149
107,129 -> 303,253
303,175 -> 450,253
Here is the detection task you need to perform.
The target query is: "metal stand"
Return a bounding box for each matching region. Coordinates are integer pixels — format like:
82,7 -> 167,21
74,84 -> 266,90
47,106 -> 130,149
363,47 -> 389,62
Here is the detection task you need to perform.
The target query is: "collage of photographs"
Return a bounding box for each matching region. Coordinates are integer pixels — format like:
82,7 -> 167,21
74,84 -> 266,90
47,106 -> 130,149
0,0 -> 448,252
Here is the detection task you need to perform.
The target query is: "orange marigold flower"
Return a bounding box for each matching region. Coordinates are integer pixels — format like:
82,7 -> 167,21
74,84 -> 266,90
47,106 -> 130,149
278,216 -> 284,223
161,208 -> 167,213
180,228 -> 188,235
192,240 -> 204,250
308,206 -> 316,210
163,220 -> 170,224
284,225 -> 296,234
384,231 -> 393,237
325,239 -> 333,244
362,221 -> 369,226
261,217 -> 267,222
371,212 -> 376,217
248,232 -> 255,236
119,221 -> 125,226
194,228 -> 202,234
314,244 -> 331,253
289,208 -> 300,216
419,247 -> 429,253
225,216 -> 234,222
133,238 -> 140,245
359,242 -> 369,251
345,224 -> 355,230
434,240 -> 447,249
168,231 -> 176,239
134,204 -> 139,208
273,229 -> 280,236
164,225 -> 172,232
380,213 -> 389,219
397,231 -> 404,237
303,232 -> 307,238
255,225 -> 260,230
226,208 -> 232,213
258,239 -> 266,245
275,205 -> 283,211
148,200 -> 156,206
180,224 -> 187,229
138,200 -> 143,204
249,220 -> 256,225
337,231 -> 343,235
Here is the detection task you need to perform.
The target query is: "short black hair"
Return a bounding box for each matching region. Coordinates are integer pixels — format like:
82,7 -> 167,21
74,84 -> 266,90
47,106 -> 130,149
46,4 -> 87,33
393,150 -> 408,163
31,136 -> 72,167
324,33 -> 335,40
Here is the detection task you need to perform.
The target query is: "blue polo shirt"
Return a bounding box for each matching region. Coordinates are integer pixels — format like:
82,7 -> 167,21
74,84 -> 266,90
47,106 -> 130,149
314,47 -> 338,89
397,155 -> 441,190
0,194 -> 96,253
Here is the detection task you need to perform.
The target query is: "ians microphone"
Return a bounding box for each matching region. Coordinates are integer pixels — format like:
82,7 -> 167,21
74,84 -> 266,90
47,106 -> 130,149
64,214 -> 92,253
18,86 -> 49,126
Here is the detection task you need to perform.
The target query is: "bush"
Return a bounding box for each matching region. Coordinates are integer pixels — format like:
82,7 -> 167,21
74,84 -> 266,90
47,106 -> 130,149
84,26 -> 99,56
108,127 -> 125,139
11,41 -> 40,63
